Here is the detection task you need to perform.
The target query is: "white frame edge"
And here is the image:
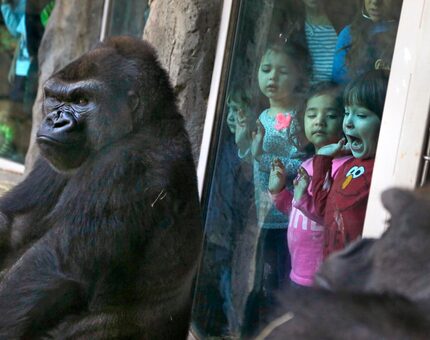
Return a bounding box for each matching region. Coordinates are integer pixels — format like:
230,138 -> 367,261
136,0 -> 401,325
100,0 -> 111,41
196,0 -> 234,198
363,0 -> 430,237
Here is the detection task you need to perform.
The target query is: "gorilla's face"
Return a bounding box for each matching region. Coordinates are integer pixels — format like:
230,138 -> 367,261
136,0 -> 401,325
37,51 -> 136,173
37,79 -> 93,172
315,187 -> 430,301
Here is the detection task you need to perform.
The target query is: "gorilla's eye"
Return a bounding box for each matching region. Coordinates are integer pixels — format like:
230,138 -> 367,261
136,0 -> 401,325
45,96 -> 62,107
76,97 -> 89,106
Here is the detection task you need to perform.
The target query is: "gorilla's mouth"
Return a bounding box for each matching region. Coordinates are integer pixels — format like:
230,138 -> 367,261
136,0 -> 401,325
36,134 -> 79,147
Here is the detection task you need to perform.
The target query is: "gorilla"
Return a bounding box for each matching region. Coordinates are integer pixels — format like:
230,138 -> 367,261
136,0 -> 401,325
0,36 -> 202,339
258,186 -> 430,339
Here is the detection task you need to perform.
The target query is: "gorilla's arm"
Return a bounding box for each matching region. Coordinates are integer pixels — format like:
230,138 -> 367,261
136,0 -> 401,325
0,157 -> 67,221
0,158 -> 67,250
0,239 -> 85,339
0,137 -> 189,338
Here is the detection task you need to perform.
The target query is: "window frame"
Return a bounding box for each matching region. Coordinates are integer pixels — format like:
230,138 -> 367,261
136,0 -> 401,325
364,0 -> 430,236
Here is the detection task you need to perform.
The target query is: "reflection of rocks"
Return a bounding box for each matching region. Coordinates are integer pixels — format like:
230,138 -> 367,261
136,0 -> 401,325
231,209 -> 259,331
0,51 -> 12,97
143,0 -> 221,162
0,100 -> 30,163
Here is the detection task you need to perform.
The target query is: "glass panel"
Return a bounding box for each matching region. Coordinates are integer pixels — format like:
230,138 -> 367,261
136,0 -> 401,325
0,0 -> 55,163
192,0 -> 403,338
106,0 -> 149,38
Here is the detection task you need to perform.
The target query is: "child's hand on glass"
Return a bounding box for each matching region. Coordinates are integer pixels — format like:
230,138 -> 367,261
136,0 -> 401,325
235,109 -> 251,151
236,108 -> 248,127
293,167 -> 310,201
251,119 -> 265,160
316,138 -> 351,157
269,158 -> 286,194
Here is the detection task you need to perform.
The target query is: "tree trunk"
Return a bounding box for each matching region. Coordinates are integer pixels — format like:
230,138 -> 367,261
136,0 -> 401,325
143,0 -> 221,162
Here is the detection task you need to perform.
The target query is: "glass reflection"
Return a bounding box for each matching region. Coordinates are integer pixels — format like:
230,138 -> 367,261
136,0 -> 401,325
192,0 -> 402,338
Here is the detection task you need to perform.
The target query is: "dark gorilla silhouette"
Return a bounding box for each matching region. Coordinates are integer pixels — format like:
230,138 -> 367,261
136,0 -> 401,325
0,36 -> 202,339
258,186 -> 430,339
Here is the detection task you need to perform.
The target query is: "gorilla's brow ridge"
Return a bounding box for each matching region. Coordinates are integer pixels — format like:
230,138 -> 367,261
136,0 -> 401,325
44,79 -> 107,99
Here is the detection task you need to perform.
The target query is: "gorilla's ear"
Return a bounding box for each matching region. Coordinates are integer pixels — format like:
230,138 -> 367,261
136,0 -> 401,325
381,187 -> 414,215
127,91 -> 140,113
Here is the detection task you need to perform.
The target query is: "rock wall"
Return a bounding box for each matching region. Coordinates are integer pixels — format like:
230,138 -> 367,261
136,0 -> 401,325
144,0 -> 221,162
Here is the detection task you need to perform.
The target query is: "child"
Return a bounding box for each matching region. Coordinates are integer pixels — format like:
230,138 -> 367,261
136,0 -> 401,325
302,0 -> 339,83
268,81 -> 351,287
312,69 -> 389,258
246,39 -> 310,319
332,0 -> 402,83
226,85 -> 258,160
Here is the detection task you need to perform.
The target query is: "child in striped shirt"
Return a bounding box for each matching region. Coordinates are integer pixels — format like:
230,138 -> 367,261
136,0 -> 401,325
302,0 -> 338,82
269,81 -> 351,287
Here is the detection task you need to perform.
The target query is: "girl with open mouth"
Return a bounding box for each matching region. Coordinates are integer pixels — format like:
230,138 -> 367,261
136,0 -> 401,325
310,69 -> 389,258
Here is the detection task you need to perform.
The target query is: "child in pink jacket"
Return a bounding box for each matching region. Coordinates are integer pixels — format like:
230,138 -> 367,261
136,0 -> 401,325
269,82 -> 351,287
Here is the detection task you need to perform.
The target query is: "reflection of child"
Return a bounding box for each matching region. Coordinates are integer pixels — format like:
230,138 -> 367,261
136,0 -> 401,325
250,40 -> 310,295
226,86 -> 257,160
269,82 -> 351,286
1,0 -> 31,102
312,69 -> 389,257
332,0 -> 402,83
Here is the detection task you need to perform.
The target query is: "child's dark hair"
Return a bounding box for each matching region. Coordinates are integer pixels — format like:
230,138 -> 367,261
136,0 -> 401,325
297,81 -> 343,128
344,69 -> 389,119
227,85 -> 253,110
305,81 -> 343,112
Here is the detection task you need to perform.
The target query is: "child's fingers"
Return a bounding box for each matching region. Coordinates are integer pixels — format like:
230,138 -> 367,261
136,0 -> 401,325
273,167 -> 284,177
342,142 -> 351,153
298,167 -> 309,178
237,112 -> 247,125
260,124 -> 265,135
272,158 -> 285,169
294,167 -> 310,187
237,109 -> 246,119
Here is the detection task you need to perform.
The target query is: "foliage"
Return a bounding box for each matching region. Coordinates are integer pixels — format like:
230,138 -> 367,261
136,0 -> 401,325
0,26 -> 18,55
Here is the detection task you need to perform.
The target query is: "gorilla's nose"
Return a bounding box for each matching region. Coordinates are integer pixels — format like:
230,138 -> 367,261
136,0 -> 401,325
47,111 -> 77,132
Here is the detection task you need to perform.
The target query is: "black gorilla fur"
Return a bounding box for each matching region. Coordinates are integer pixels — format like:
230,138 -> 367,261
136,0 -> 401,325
0,36 -> 202,339
258,186 -> 430,339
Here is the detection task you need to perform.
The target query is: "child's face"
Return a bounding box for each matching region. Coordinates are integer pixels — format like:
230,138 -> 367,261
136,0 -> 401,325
364,0 -> 394,22
258,50 -> 300,105
304,94 -> 343,151
226,101 -> 240,134
343,104 -> 381,159
302,0 -> 322,10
